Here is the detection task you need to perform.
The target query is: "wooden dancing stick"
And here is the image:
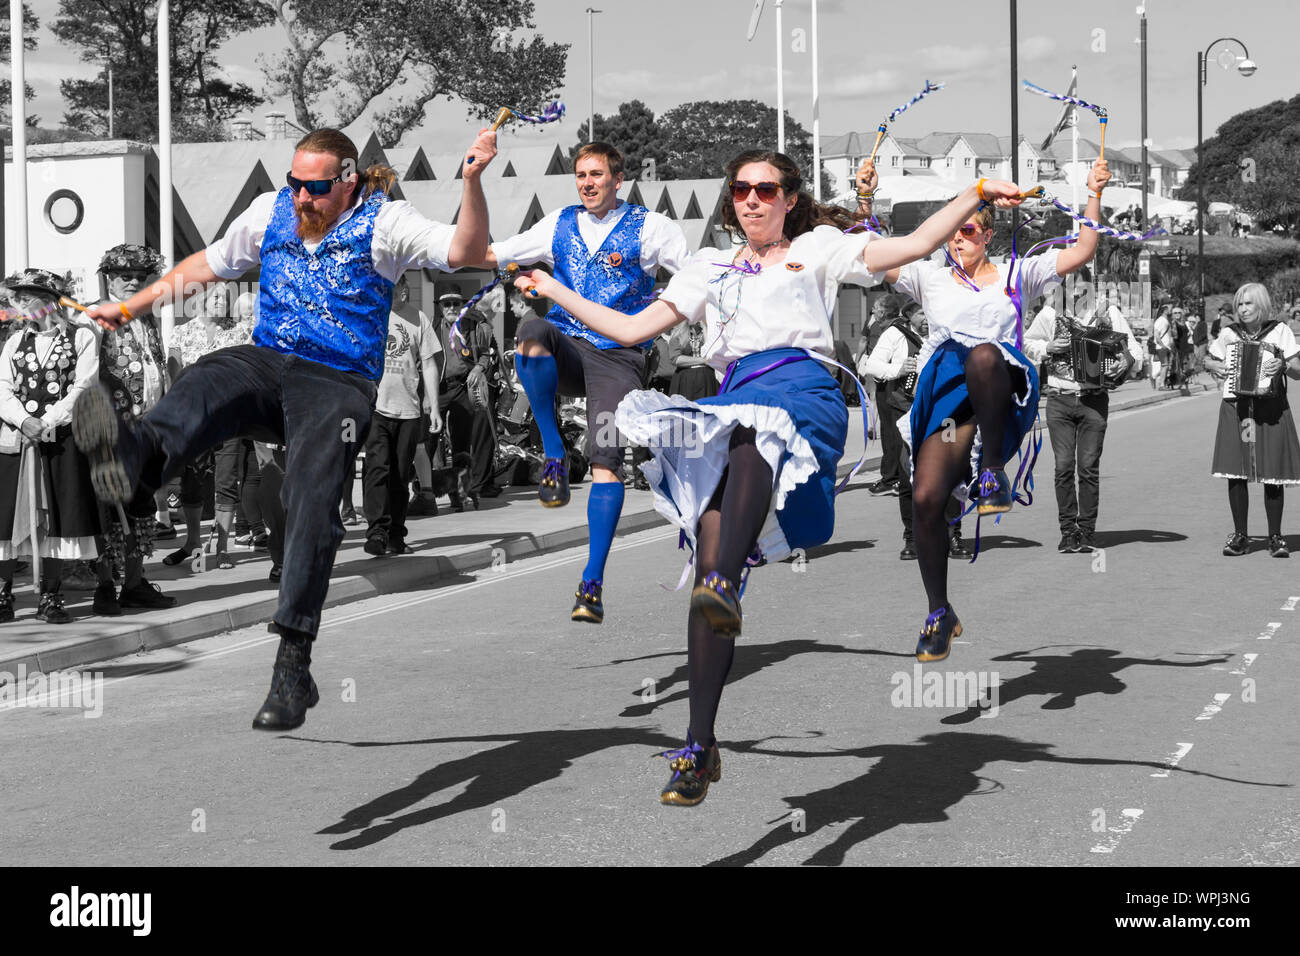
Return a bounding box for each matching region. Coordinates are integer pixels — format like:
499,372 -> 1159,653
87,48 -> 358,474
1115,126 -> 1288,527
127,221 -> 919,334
865,123 -> 887,168
1098,114 -> 1107,164
466,108 -> 514,166
25,440 -> 41,595
58,295 -> 87,312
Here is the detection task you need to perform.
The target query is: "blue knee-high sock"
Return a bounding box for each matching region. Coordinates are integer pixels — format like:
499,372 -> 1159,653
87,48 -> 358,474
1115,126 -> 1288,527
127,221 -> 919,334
514,353 -> 565,459
583,482 -> 625,582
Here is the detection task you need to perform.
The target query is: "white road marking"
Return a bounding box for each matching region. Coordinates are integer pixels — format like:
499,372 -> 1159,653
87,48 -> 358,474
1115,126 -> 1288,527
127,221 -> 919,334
1229,654 -> 1259,676
1281,596 -> 1299,612
1194,693 -> 1232,721
1090,808 -> 1145,854
1150,742 -> 1194,778
1257,622 -> 1282,640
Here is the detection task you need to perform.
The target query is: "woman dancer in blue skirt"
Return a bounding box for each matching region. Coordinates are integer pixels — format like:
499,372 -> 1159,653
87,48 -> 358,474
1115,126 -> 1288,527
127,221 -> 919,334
515,150 -> 1025,806
879,158 -> 1112,663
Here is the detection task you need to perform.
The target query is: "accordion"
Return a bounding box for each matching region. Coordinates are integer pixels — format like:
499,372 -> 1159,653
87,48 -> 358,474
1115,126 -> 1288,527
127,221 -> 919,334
1046,318 -> 1132,390
1226,339 -> 1279,397
900,367 -> 918,401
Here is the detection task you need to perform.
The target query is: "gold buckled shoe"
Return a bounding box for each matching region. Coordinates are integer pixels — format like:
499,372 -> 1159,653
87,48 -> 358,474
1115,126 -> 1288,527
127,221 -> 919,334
657,736 -> 722,807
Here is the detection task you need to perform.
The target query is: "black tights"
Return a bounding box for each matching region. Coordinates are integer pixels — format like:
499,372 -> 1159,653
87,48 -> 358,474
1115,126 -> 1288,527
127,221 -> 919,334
1228,478 -> 1283,537
908,344 -> 1016,614
912,424 -> 976,613
687,427 -> 773,747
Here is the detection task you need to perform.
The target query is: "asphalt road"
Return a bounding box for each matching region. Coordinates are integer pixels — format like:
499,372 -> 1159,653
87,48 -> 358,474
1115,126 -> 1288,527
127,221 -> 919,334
3,390 -> 1296,866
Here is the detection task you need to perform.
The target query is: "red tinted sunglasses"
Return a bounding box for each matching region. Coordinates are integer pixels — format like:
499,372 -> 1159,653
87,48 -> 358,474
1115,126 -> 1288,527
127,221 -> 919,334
730,180 -> 782,202
955,223 -> 985,238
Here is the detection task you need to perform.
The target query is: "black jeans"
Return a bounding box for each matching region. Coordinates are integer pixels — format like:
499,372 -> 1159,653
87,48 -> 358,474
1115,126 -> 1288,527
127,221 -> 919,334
1046,390 -> 1109,534
878,395 -> 906,483
439,379 -> 496,494
362,412 -> 421,541
131,345 -> 376,636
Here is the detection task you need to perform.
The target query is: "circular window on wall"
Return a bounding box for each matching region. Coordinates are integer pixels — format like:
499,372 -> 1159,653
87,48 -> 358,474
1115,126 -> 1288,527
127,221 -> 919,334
44,189 -> 85,235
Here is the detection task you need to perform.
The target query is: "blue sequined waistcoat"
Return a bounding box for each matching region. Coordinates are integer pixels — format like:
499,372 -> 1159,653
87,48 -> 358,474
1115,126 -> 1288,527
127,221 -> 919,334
546,203 -> 654,350
255,188 -> 394,380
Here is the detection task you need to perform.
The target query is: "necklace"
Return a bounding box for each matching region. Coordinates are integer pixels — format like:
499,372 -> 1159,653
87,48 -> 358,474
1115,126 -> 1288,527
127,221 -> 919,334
737,237 -> 787,269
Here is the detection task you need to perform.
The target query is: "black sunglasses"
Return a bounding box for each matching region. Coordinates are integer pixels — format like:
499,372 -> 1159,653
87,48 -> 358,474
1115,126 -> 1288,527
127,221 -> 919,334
286,173 -> 344,196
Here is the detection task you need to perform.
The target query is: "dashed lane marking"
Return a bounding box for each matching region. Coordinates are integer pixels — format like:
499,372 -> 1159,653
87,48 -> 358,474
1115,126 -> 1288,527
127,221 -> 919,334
1150,743 -> 1194,779
1090,809 -> 1145,854
1194,693 -> 1232,721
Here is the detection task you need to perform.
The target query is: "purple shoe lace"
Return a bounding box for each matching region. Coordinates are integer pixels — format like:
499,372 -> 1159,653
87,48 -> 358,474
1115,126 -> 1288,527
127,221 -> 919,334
542,458 -> 566,483
656,736 -> 706,782
978,469 -> 1001,497
577,579 -> 601,601
922,605 -> 947,636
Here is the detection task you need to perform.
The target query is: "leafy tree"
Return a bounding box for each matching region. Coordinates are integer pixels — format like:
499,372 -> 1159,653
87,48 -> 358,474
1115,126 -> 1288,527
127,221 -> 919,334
259,0 -> 567,147
568,100 -> 667,181
0,3 -> 40,127
1177,91 -> 1300,236
53,0 -> 273,142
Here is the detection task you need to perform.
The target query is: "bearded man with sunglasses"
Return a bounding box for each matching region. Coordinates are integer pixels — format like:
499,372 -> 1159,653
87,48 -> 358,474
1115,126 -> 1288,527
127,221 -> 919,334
479,141 -> 690,625
73,127 -> 497,731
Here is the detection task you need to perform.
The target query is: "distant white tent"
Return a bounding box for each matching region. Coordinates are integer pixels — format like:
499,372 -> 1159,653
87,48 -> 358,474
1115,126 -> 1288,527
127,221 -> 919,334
866,178 -> 960,204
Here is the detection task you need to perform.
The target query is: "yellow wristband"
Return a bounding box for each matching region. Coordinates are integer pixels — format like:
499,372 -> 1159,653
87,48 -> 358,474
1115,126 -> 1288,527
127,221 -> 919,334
976,178 -> 989,202
118,302 -> 134,321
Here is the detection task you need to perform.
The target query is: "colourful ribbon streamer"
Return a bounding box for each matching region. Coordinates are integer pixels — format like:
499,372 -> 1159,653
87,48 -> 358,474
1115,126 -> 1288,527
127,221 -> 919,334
1023,80 -> 1109,159
888,80 -> 945,123
450,263 -> 519,355
866,80 -> 945,167
1022,80 -> 1107,119
510,101 -> 565,125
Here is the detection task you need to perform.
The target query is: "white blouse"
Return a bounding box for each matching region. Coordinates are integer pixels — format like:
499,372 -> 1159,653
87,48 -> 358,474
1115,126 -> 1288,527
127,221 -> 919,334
893,250 -> 1063,371
1208,321 -> 1300,399
659,225 -> 883,375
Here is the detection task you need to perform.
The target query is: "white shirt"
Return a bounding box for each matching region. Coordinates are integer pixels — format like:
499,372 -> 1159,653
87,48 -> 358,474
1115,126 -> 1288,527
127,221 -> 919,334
1023,304 -> 1145,393
205,191 -> 455,281
892,251 -> 1064,372
490,201 -> 691,276
659,225 -> 883,375
1208,321 -> 1300,399
1152,315 -> 1174,351
859,325 -> 911,382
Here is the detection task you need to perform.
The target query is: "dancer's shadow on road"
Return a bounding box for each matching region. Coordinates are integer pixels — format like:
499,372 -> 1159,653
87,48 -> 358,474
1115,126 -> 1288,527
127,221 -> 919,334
707,731 -> 1288,867
974,534 -> 1040,550
803,539 -> 877,559
1090,529 -> 1187,548
939,647 -> 1230,725
595,639 -> 911,719
303,727 -> 682,850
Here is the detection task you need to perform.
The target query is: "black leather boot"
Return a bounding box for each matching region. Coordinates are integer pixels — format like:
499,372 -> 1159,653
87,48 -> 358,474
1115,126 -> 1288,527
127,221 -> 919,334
252,629 -> 320,730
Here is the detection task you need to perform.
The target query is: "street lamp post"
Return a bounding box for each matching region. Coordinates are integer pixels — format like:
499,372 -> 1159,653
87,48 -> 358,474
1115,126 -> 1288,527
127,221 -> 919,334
1195,37 -> 1255,315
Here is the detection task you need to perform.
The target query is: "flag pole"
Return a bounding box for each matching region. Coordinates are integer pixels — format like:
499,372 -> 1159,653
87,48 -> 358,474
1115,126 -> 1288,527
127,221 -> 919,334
158,0 -> 174,352
9,0 -> 29,272
1071,67 -> 1080,236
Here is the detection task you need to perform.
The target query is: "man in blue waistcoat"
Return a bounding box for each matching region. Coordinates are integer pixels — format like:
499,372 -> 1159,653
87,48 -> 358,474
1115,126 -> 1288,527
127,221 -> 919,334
73,127 -> 497,730
482,142 -> 690,624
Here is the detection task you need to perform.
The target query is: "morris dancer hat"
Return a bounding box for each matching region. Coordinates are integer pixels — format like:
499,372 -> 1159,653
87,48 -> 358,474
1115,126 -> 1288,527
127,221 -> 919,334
3,268 -> 71,299
99,243 -> 165,276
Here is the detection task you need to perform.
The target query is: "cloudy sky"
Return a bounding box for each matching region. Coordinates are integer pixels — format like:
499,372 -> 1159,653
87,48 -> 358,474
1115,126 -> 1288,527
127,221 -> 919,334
16,0 -> 1298,156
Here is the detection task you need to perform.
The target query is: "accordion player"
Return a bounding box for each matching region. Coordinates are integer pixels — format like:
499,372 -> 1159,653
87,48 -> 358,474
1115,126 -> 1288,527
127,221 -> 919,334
1043,315 -> 1134,390
1223,338 -> 1283,398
